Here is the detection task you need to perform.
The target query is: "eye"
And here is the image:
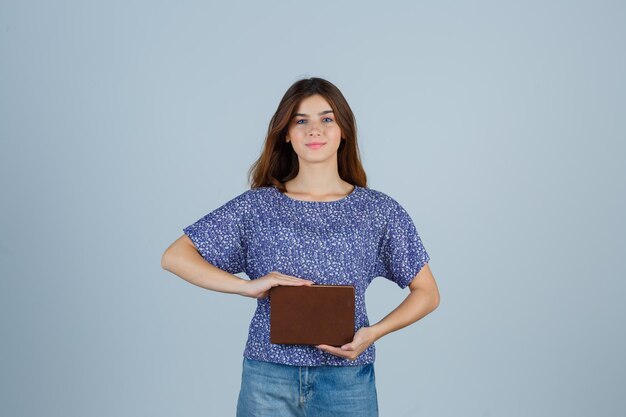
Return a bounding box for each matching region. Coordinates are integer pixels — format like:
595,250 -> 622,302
295,117 -> 333,125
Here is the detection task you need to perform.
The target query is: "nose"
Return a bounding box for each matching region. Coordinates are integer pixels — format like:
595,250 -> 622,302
307,120 -> 323,136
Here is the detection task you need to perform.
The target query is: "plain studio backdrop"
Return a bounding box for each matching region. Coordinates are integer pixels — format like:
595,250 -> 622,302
1,1 -> 624,416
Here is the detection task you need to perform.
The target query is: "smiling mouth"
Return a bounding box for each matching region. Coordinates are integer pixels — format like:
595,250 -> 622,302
306,143 -> 326,148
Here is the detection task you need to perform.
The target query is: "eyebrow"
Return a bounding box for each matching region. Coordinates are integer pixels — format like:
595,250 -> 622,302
293,110 -> 334,118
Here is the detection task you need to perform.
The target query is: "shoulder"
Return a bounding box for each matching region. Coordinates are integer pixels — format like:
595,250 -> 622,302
244,186 -> 277,204
221,186 -> 273,203
220,186 -> 278,214
357,187 -> 420,232
247,185 -> 275,196
358,186 -> 404,214
205,188 -> 260,217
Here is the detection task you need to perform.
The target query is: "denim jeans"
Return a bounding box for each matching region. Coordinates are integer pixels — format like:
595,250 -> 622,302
236,357 -> 379,417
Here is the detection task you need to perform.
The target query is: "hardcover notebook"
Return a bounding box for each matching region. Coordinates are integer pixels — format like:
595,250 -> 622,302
270,284 -> 355,347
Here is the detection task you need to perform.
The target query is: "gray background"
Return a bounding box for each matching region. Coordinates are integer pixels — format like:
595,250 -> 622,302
1,1 -> 624,416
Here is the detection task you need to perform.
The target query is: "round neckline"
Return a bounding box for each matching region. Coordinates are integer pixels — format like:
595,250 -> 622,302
273,184 -> 359,204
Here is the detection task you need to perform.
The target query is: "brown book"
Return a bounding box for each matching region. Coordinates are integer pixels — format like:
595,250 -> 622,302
270,284 -> 355,347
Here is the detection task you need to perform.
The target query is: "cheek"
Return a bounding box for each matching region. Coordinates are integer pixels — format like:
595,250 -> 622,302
289,125 -> 306,135
327,124 -> 342,138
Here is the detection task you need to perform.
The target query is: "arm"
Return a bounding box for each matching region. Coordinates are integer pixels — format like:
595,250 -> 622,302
161,235 -> 314,298
369,263 -> 440,342
161,234 -> 248,295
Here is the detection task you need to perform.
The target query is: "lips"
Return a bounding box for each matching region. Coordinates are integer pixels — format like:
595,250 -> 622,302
306,142 -> 326,148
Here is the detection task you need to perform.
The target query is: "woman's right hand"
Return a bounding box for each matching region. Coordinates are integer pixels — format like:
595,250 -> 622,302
240,271 -> 314,299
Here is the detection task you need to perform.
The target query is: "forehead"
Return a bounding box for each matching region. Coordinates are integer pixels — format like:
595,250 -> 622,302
295,94 -> 332,112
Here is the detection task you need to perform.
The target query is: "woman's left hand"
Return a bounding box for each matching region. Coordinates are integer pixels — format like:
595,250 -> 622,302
315,326 -> 378,361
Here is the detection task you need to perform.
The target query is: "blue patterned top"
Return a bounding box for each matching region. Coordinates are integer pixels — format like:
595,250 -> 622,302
183,185 -> 430,367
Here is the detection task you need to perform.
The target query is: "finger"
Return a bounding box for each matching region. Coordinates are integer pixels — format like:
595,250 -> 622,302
318,346 -> 349,358
276,280 -> 314,286
319,345 -> 339,353
273,272 -> 300,279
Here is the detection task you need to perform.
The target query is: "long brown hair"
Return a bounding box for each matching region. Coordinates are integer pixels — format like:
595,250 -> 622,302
248,77 -> 367,192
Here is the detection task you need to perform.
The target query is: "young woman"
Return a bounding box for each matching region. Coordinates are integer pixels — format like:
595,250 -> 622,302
161,77 -> 440,417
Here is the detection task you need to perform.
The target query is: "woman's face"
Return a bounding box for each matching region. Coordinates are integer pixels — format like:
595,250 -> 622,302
286,94 -> 343,164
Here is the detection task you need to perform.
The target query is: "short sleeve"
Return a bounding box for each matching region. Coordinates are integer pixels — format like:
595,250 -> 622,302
182,193 -> 249,275
374,201 -> 431,289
